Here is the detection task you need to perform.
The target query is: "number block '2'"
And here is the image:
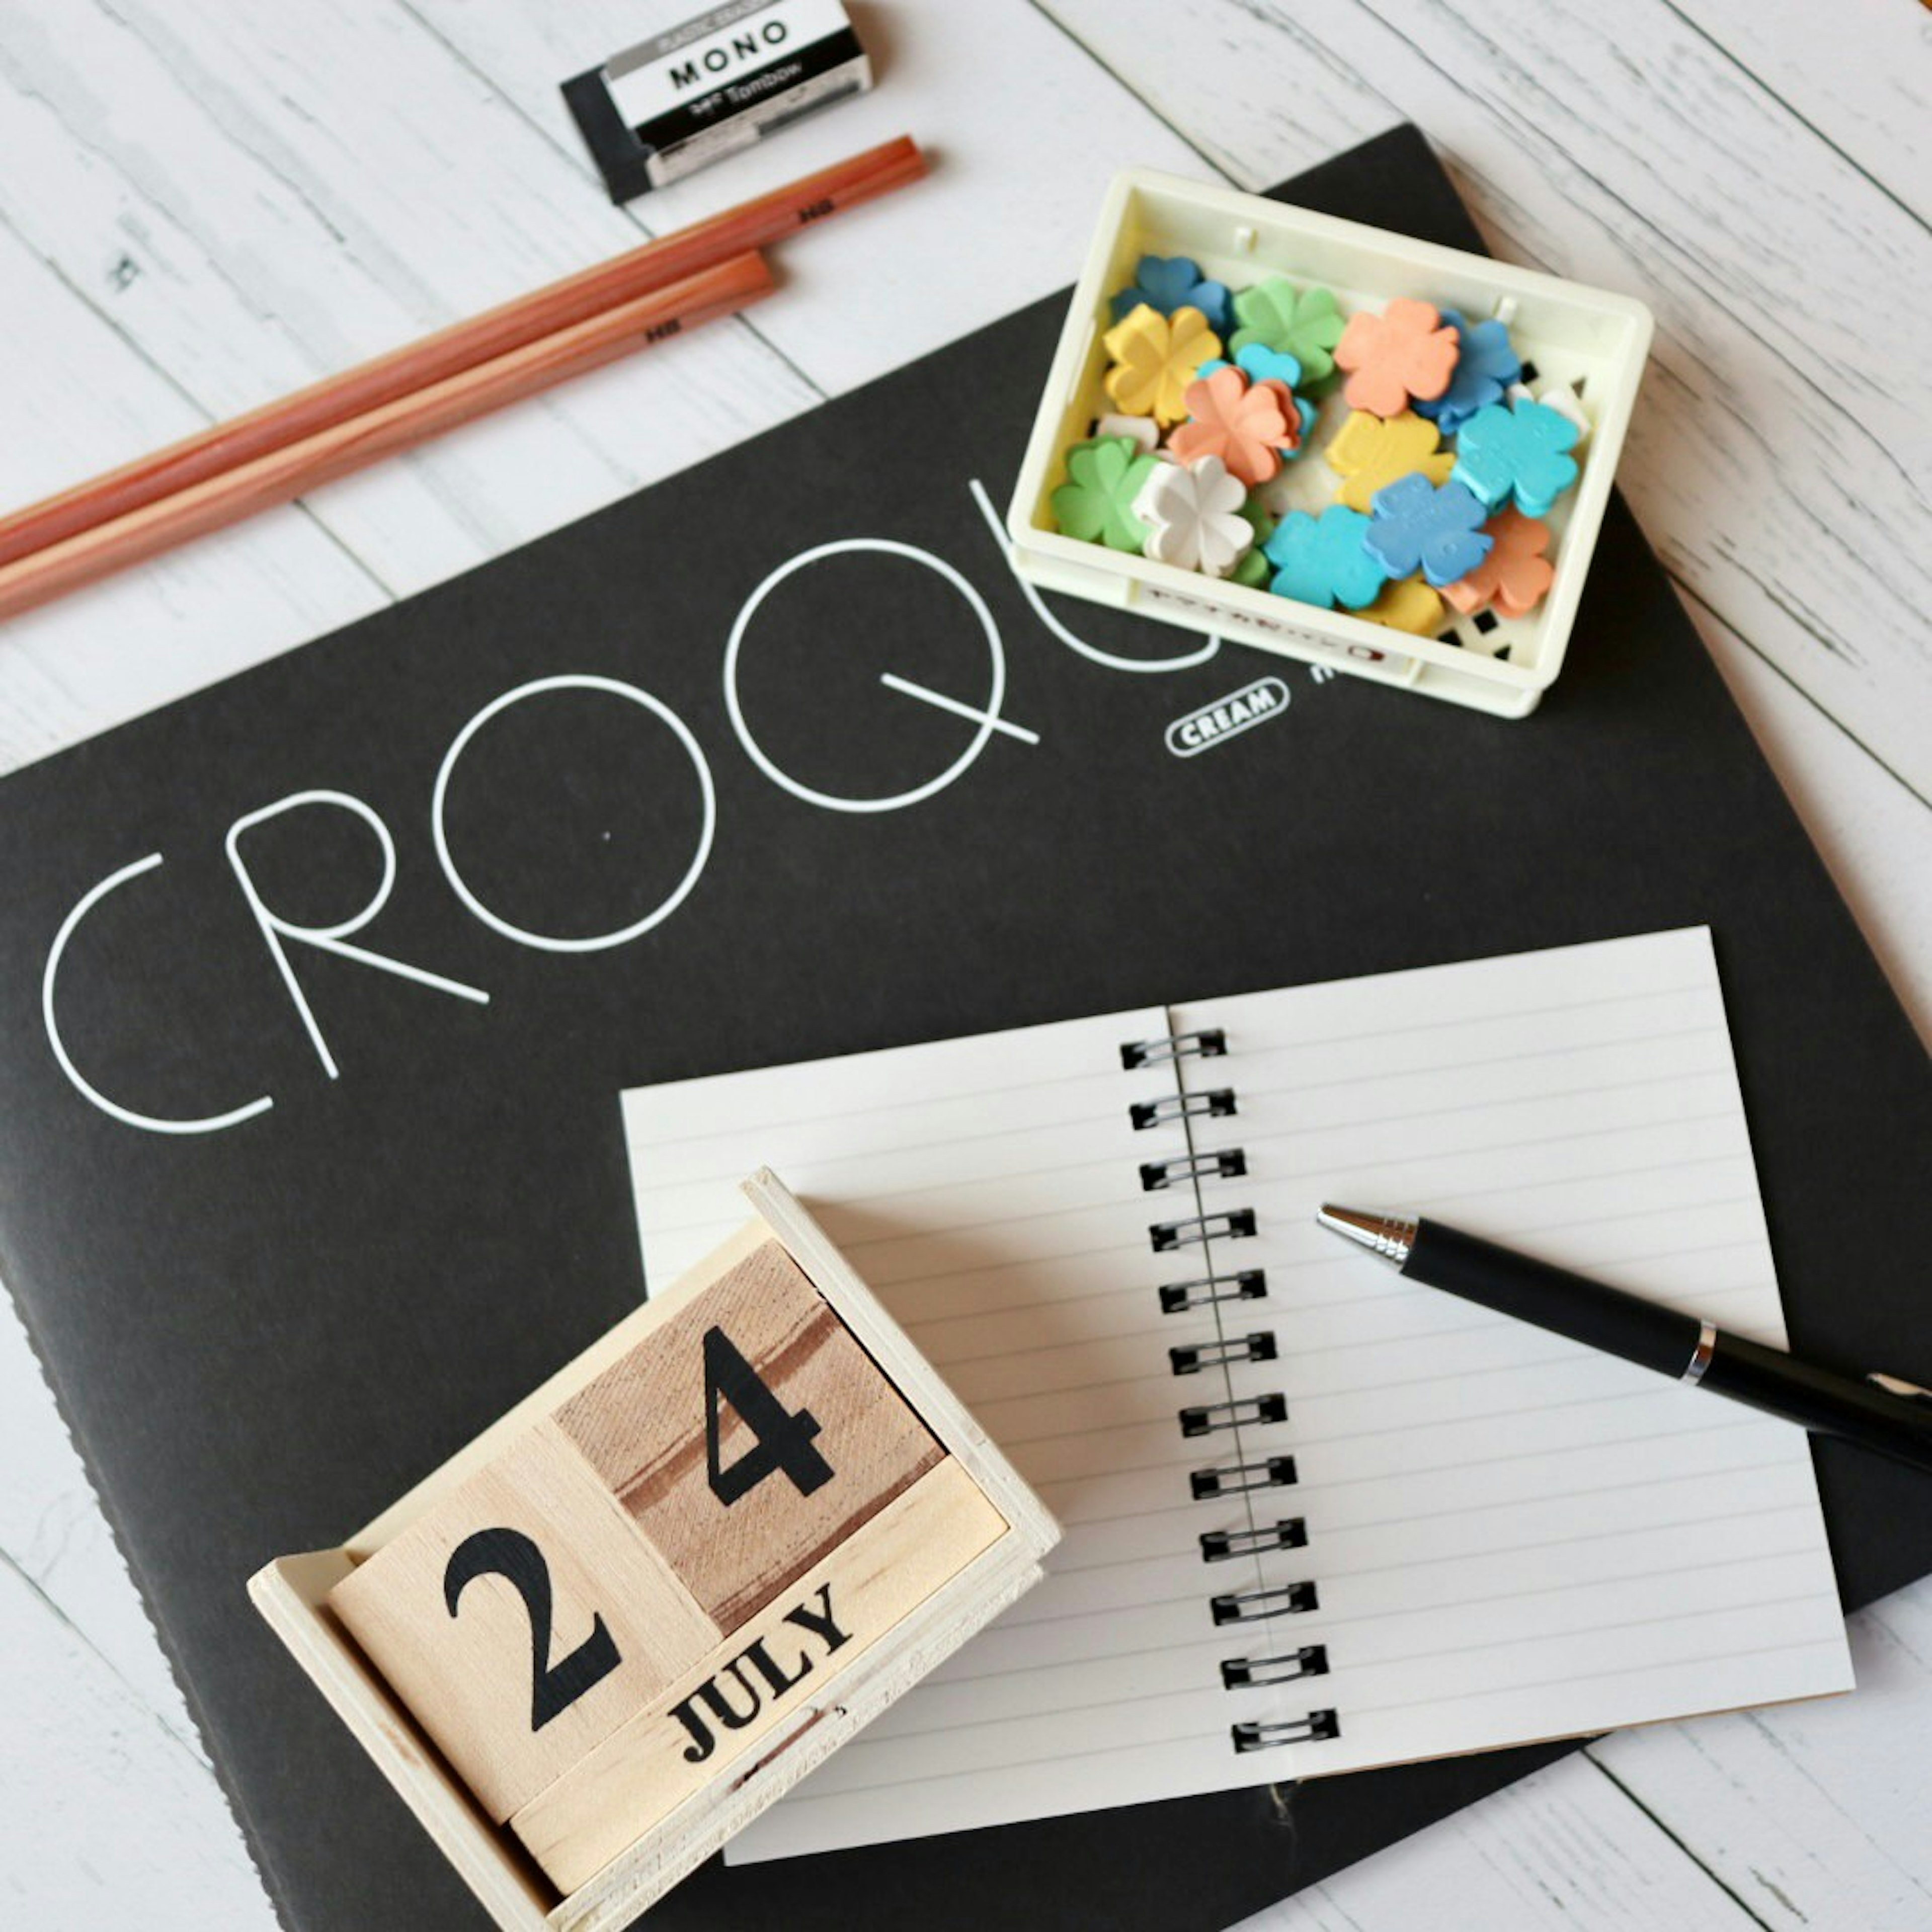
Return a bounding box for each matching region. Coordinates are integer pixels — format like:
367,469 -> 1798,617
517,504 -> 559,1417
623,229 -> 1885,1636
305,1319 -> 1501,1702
258,1170 -> 1059,1931
327,1421 -> 719,1821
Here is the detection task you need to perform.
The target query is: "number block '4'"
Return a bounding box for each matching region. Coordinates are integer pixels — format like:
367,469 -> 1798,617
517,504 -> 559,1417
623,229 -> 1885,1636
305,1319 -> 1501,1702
553,1226 -> 944,1631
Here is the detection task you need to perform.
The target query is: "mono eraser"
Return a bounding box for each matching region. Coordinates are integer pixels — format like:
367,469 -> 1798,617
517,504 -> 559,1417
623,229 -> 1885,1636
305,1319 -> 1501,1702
564,0 -> 872,203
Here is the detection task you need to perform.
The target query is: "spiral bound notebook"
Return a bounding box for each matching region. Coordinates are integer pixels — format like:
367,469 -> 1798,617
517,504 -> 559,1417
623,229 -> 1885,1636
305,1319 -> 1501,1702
621,929 -> 1852,1860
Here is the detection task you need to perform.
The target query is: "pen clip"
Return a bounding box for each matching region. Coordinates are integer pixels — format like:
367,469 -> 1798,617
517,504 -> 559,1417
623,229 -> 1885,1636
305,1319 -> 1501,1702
1866,1372 -> 1932,1407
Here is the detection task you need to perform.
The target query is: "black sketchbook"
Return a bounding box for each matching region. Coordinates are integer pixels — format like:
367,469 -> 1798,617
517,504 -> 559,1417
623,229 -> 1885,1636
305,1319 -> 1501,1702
2,127 -> 1926,1932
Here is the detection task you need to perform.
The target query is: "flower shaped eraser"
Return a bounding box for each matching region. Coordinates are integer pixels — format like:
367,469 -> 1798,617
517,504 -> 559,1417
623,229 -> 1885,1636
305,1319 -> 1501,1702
1261,503 -> 1390,610
1363,474 -> 1494,588
1413,308 -> 1521,435
1110,255 -> 1233,335
1133,454 -> 1254,578
1094,412 -> 1160,454
1223,342 -> 1302,391
1193,343 -> 1316,458
1051,435 -> 1162,551
1103,302 -> 1223,426
1229,279 -> 1346,388
1170,367 -> 1295,487
1325,410 -> 1453,514
1452,397 -> 1581,517
1231,494 -> 1275,587
1527,382 -> 1591,448
1334,297 -> 1460,418
1441,506 -> 1555,617
1360,575 -> 1446,636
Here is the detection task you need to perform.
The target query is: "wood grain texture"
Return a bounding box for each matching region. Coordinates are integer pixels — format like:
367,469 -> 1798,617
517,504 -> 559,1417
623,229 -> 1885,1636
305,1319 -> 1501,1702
508,1458 -> 1006,1894
741,1170 -> 1061,1562
1673,0 -> 1932,222
329,1422 -> 720,1822
0,139 -> 918,572
254,1178 -> 1045,1929
553,1236 -> 943,1630
252,1551 -> 553,1932
0,0 -> 821,601
346,1226 -> 784,1560
0,1540 -> 277,1930
255,1522 -> 1044,1932
0,218 -> 386,773
0,254 -> 775,624
1592,1578 -> 1932,1930
1243,1751 -> 1762,1930
406,0 -> 1210,395
1,3 -> 1928,1928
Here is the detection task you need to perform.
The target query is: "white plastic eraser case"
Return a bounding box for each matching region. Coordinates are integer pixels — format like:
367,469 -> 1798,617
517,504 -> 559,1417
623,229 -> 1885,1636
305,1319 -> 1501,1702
1006,169 -> 1653,717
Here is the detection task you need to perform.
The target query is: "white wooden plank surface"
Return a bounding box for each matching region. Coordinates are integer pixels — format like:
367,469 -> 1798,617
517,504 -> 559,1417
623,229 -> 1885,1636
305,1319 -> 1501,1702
0,1290 -> 278,1929
0,0 -> 822,598
1673,0 -> 1932,221
0,217 -> 383,770
406,0 -> 1214,391
1245,1753 -> 1761,1931
0,1545 -> 273,1928
1594,1579 -> 1932,1931
0,2 -> 1927,1928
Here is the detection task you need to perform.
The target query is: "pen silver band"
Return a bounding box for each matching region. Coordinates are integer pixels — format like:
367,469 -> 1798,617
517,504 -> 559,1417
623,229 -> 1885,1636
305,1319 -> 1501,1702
1681,1319 -> 1717,1386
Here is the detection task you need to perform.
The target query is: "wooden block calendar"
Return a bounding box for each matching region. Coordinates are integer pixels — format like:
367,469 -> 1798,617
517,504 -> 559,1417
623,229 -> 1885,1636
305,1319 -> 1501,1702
250,1171 -> 1058,1931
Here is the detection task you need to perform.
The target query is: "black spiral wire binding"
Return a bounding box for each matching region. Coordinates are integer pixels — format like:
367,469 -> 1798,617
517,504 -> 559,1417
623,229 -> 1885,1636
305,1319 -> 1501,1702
1232,1712 -> 1341,1752
1189,1456 -> 1296,1499
1119,1027 -> 1227,1069
1170,1333 -> 1276,1375
1125,1026 -> 1339,1755
1178,1392 -> 1287,1435
1130,1087 -> 1237,1131
1158,1270 -> 1267,1314
1222,1647 -> 1327,1688
1211,1579 -> 1319,1624
1150,1208 -> 1257,1251
1200,1519 -> 1307,1561
1141,1148 -> 1247,1191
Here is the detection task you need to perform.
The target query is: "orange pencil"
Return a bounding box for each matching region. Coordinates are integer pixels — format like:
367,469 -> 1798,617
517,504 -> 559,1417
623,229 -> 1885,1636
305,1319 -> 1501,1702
0,252 -> 774,626
0,135 -> 925,575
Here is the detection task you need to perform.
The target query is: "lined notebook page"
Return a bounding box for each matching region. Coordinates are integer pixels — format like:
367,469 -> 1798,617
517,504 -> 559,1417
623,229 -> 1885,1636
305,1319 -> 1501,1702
620,930 -> 1850,1860
1167,927 -> 1849,1784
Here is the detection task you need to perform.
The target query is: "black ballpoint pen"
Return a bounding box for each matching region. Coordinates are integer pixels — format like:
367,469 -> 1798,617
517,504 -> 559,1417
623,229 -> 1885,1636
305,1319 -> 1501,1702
1317,1204 -> 1932,1477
